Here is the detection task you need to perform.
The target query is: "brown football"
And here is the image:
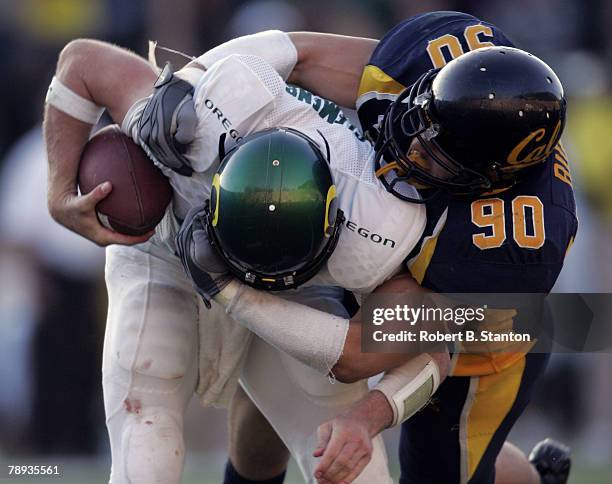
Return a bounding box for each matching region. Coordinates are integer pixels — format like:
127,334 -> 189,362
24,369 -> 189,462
77,124 -> 172,236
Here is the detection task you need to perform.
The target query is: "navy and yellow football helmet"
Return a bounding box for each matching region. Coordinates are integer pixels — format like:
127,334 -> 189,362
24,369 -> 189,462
374,46 -> 567,200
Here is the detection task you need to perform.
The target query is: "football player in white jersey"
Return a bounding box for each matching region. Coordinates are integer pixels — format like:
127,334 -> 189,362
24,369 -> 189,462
45,39 -> 448,484
161,29 -> 572,484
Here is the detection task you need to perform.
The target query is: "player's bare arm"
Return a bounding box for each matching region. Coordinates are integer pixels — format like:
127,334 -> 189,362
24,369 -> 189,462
176,212 -> 448,484
333,272 -> 449,383
184,30 -> 376,108
176,204 -> 448,377
312,275 -> 451,484
313,390 -> 392,484
220,278 -> 448,384
45,39 -> 156,246
312,274 -> 451,484
288,32 -> 377,108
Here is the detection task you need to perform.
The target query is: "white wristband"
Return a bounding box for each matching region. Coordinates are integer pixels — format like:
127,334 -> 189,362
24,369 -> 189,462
196,30 -> 298,80
45,76 -> 105,124
374,354 -> 441,427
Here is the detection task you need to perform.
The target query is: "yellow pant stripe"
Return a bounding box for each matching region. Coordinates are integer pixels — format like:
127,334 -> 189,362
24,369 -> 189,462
459,378 -> 479,484
463,356 -> 526,480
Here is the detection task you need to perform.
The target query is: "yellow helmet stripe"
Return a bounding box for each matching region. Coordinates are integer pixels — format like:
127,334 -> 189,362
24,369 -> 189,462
324,184 -> 337,236
211,173 -> 221,227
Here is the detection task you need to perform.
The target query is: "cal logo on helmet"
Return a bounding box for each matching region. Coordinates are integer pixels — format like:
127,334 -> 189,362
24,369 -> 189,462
374,46 -> 567,199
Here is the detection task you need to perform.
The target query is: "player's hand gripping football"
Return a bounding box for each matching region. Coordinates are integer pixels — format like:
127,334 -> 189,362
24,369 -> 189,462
138,62 -> 198,176
176,204 -> 233,307
48,184 -> 154,247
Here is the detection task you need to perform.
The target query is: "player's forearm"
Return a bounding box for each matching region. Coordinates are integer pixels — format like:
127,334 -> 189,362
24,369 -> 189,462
215,274 -> 441,382
46,40 -> 156,213
45,107 -> 95,221
332,273 -> 435,382
217,280 -> 350,376
46,40 -> 101,218
332,320 -> 421,383
288,32 -> 378,108
218,282 -> 402,381
342,351 -> 448,439
345,390 -> 394,437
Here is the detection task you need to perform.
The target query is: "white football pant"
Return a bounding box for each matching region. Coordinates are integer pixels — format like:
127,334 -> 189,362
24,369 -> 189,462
102,241 -> 392,483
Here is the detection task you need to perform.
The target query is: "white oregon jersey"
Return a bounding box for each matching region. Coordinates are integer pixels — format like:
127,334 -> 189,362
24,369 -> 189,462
122,54 -> 426,294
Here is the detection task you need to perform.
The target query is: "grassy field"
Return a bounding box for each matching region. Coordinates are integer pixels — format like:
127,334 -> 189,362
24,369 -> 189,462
1,454 -> 610,483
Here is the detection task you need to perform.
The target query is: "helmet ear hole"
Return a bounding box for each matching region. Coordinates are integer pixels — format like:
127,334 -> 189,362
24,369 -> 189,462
326,199 -> 338,236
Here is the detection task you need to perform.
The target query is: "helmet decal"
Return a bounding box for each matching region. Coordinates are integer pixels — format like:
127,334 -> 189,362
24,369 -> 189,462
506,120 -> 563,166
324,184 -> 338,237
211,173 -> 221,227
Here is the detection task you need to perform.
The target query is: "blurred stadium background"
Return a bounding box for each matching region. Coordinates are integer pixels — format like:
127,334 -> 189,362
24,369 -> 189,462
0,0 -> 611,482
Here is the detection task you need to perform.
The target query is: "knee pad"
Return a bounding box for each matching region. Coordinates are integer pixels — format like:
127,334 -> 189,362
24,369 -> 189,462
108,281 -> 197,382
121,407 -> 185,484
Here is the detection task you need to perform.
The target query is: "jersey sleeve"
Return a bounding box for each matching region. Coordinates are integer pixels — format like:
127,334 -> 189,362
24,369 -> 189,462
121,54 -> 287,174
186,54 -> 285,172
194,30 -> 297,80
356,11 -> 515,137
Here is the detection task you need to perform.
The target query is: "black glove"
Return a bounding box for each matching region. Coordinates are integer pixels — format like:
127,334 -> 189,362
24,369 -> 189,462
138,62 -> 198,176
176,205 -> 233,307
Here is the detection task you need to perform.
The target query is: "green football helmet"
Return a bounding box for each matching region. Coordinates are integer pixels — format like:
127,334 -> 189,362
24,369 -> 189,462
205,127 -> 344,290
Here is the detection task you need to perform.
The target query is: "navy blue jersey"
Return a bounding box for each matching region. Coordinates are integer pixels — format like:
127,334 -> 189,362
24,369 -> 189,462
409,152 -> 577,375
357,11 -> 515,141
356,12 -> 578,375
408,145 -> 577,294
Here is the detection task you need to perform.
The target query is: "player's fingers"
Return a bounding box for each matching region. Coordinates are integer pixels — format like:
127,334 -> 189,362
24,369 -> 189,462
338,445 -> 370,482
322,442 -> 360,482
79,181 -> 112,211
313,422 -> 333,458
338,454 -> 372,484
100,229 -> 155,247
314,435 -> 346,481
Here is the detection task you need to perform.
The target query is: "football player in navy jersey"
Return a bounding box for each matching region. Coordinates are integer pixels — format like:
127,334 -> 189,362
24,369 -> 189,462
145,11 -> 576,484
349,12 -> 576,484
302,12 -> 575,484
